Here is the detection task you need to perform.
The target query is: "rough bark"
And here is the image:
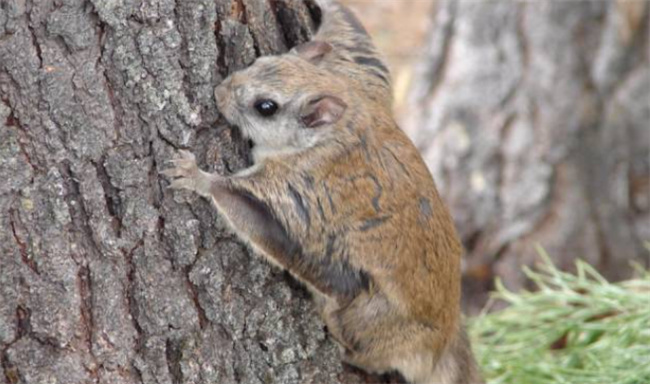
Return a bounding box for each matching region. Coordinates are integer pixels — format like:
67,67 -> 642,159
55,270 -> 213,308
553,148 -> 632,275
405,0 -> 650,310
0,0 -> 378,383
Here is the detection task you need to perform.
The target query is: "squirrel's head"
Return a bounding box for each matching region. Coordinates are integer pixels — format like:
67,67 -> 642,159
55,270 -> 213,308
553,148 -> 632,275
215,42 -> 349,159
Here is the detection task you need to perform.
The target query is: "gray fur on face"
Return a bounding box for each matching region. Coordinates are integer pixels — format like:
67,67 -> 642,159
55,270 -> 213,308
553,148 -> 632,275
215,56 -> 341,160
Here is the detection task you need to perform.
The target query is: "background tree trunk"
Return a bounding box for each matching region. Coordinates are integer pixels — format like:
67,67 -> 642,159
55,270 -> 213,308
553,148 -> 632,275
0,0 -> 376,383
405,0 -> 649,310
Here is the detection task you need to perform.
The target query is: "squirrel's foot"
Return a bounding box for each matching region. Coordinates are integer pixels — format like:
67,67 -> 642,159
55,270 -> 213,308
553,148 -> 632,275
161,150 -> 217,197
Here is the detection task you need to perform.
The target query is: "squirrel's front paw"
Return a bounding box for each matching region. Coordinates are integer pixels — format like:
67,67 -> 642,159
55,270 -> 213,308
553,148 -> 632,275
161,150 -> 220,197
161,150 -> 201,192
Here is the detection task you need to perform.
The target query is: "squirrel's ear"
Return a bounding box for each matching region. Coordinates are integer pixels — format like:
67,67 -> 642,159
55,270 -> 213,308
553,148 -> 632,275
301,95 -> 347,128
290,41 -> 332,64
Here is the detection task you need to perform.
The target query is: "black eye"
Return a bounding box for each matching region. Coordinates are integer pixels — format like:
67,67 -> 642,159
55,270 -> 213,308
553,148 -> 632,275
254,99 -> 279,117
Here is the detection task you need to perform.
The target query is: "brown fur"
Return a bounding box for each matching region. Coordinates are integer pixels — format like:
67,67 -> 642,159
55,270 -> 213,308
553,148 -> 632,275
162,1 -> 483,383
309,0 -> 393,108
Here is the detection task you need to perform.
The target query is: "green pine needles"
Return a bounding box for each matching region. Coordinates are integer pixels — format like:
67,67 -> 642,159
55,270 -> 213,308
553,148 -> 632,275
470,246 -> 650,384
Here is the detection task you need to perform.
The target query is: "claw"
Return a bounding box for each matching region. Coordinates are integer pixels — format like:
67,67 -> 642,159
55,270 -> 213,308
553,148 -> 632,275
175,159 -> 196,169
167,178 -> 194,191
165,150 -> 195,164
160,168 -> 183,178
168,151 -> 197,169
162,150 -> 201,192
179,149 -> 195,161
164,161 -> 180,169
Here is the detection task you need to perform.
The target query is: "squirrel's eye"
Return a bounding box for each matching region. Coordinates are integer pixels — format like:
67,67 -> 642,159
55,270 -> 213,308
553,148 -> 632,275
254,99 -> 279,117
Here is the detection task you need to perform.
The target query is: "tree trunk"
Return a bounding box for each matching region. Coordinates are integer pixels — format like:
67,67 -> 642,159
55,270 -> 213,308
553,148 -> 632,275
0,0 -> 376,383
405,0 -> 650,310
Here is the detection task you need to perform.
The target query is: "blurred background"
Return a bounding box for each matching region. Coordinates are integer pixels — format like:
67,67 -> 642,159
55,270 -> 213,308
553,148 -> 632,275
342,0 -> 649,312
341,0 -> 432,116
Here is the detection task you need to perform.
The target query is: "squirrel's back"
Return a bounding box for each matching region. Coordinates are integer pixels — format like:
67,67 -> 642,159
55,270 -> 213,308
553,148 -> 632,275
312,0 -> 393,106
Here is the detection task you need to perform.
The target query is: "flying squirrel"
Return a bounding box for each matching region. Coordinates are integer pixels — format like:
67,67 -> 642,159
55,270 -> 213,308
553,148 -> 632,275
162,1 -> 483,383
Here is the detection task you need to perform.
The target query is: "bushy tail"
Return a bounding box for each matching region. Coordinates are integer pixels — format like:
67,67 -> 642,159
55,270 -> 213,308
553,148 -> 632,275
429,327 -> 484,384
311,0 -> 392,93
